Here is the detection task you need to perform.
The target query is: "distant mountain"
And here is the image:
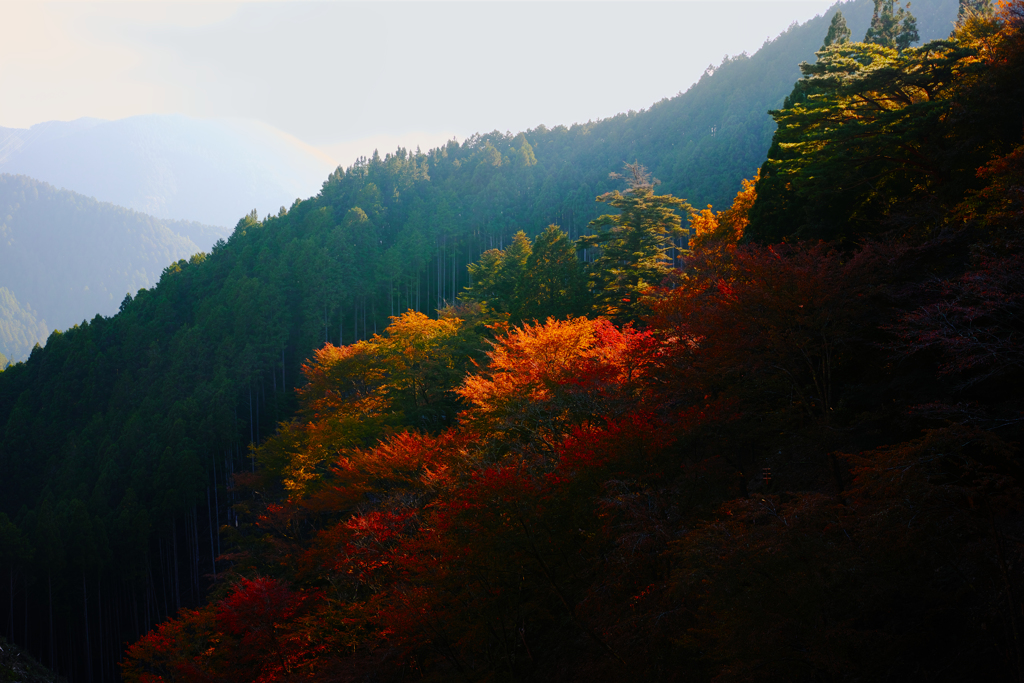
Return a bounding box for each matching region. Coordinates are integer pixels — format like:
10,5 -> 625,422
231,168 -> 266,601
0,287 -> 47,364
0,114 -> 338,235
0,174 -> 209,353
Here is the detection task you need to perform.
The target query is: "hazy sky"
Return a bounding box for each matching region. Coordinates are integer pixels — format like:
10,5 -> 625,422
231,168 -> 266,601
1,1 -> 836,161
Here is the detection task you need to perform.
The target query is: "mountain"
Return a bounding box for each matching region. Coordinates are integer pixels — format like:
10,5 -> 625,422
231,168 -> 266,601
0,174 -> 211,352
0,115 -> 337,235
0,287 -> 47,363
0,0 -> 966,680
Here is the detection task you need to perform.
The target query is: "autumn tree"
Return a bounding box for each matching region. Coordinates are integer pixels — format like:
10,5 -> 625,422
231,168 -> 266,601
256,310 -> 481,495
457,316 -> 658,457
685,172 -> 758,275
958,0 -> 993,22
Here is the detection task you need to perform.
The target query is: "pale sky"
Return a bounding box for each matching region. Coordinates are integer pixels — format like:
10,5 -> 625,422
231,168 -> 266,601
0,1 -> 836,161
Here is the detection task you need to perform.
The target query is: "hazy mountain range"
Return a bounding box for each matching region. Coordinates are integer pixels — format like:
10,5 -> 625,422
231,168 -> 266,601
0,174 -> 211,360
0,114 -> 338,231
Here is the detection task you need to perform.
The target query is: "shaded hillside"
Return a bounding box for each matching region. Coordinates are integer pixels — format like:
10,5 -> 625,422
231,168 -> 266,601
0,174 -> 210,339
0,115 -> 335,233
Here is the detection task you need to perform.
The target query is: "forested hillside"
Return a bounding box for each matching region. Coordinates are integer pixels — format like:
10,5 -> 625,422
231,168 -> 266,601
0,174 -> 222,359
0,115 -> 335,231
112,3 -> 1024,679
0,0 -> 971,681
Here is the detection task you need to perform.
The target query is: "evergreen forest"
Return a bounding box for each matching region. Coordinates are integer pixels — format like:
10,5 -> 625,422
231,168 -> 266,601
6,0 -> 1024,681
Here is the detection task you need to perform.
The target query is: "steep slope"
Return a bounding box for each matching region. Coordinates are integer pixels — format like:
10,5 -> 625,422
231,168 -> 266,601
119,6 -> 1024,680
0,174 -> 208,339
0,115 -> 336,234
0,0 -> 963,680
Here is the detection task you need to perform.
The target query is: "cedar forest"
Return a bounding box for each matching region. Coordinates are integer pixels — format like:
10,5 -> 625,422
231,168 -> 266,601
1,1 -> 1023,681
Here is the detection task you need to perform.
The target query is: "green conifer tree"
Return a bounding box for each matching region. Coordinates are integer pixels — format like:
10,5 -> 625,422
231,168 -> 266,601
578,163 -> 689,322
517,225 -> 592,322
822,11 -> 852,50
864,0 -> 920,51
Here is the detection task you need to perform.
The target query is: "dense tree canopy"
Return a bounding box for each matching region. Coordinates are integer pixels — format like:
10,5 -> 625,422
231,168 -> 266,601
748,6 -> 1023,242
0,1 -> 975,681
115,5 -> 1024,680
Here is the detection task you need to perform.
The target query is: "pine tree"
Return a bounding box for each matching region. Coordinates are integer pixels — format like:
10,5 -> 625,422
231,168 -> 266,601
578,163 -> 689,322
864,0 -> 919,51
517,225 -> 592,322
821,11 -> 852,50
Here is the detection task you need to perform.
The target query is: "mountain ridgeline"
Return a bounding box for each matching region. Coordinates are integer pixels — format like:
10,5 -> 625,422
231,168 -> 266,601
0,174 -> 225,361
0,115 -> 337,230
0,0 -> 972,681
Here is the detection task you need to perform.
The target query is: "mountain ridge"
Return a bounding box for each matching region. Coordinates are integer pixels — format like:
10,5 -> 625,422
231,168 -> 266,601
0,173 -> 220,357
0,114 -> 337,231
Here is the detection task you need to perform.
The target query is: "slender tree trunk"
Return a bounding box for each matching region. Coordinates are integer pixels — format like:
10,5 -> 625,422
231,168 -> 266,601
172,521 -> 181,612
187,507 -> 195,601
215,454 -> 222,556
192,505 -> 198,598
207,487 -> 217,581
147,553 -> 157,630
48,571 -> 53,670
249,385 -> 254,450
194,504 -> 200,598
134,575 -> 142,637
83,573 -> 93,683
194,504 -> 200,594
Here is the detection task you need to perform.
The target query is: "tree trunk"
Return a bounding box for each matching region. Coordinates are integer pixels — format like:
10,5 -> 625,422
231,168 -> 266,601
83,573 -> 93,683
48,571 -> 53,670
172,521 -> 181,612
207,487 -> 217,581
215,454 -> 222,556
249,385 -> 254,450
7,568 -> 12,646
